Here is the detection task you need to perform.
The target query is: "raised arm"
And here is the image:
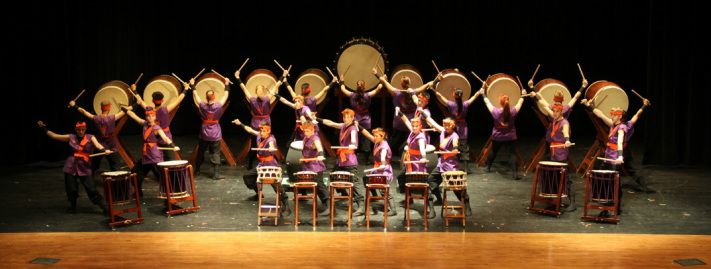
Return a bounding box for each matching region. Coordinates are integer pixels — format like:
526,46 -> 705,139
395,107 -> 413,132
313,76 -> 335,101
338,75 -> 353,97
367,83 -> 384,97
235,70 -> 252,100
465,89 -> 482,105
231,119 -> 259,136
434,90 -> 448,105
581,99 -> 613,126
568,78 -> 588,108
373,67 -> 397,94
131,84 -> 149,110
166,82 -> 191,112
480,88 -> 495,114
284,76 -> 297,99
218,78 -> 230,106
268,70 -> 287,104
629,98 -> 650,124
514,88 -> 527,112
190,78 -> 202,107
532,92 -> 554,116
69,100 -> 96,119
37,121 -> 70,142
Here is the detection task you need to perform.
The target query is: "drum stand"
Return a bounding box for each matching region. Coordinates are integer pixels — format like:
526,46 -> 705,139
581,171 -> 620,223
236,100 -> 285,163
524,109 -> 577,173
293,182 -> 318,227
329,181 -> 354,228
441,172 -> 467,227
576,111 -> 630,177
527,164 -> 567,217
188,102 -> 238,166
105,173 -> 144,227
257,169 -> 283,226
162,165 -> 200,216
405,176 -> 429,228
476,136 -> 525,172
114,117 -> 137,169
365,180 -> 389,228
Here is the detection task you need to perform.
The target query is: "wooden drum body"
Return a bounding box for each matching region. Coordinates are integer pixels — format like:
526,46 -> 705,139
93,80 -> 133,115
366,174 -> 388,185
330,171 -> 354,183
585,81 -> 628,120
102,171 -> 134,205
485,73 -> 520,109
535,161 -> 568,198
143,75 -> 182,107
335,38 -> 387,92
157,160 -> 192,199
294,68 -> 329,104
435,69 -> 472,102
534,78 -> 570,112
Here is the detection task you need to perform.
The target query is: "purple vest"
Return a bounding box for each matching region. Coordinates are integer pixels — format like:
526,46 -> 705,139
305,97 -> 317,112
62,134 -> 95,176
142,123 -> 163,165
198,102 -> 223,141
372,141 -> 393,182
256,134 -> 278,168
147,106 -> 172,144
438,132 -> 460,171
249,97 -> 272,129
491,107 -> 518,141
392,91 -> 417,131
546,117 -> 570,162
447,100 -> 470,139
350,93 -> 372,129
91,115 -> 118,151
337,124 -> 358,167
405,132 -> 427,172
604,123 -> 629,164
301,135 -> 326,172
293,106 -> 318,142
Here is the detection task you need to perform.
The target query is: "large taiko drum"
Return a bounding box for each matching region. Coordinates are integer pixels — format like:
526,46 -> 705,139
245,69 -> 278,97
294,68 -> 329,104
435,69 -> 472,102
589,170 -> 618,203
485,73 -> 521,109
585,81 -> 628,120
93,80 -> 133,115
143,75 -> 182,107
157,160 -> 192,199
534,78 -> 570,112
102,171 -> 134,205
390,64 -> 424,90
294,171 -> 317,183
535,161 -> 568,198
194,73 -> 227,104
335,38 -> 387,92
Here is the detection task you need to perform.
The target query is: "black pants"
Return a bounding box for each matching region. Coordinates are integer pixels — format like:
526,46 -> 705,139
196,139 -> 221,169
64,173 -> 104,205
487,140 -> 518,168
91,152 -> 121,173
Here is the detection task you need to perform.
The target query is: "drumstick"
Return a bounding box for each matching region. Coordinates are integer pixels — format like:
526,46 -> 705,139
89,152 -> 110,158
631,89 -> 645,100
286,64 -> 292,75
431,60 -> 441,74
134,73 -> 143,85
530,64 -> 541,82
237,58 -> 249,72
376,63 -> 385,75
211,69 -> 233,84
516,76 -> 524,90
158,147 -> 180,151
251,148 -> 277,151
597,157 -> 623,163
172,73 -> 191,90
403,160 -> 429,164
576,63 -> 586,80
299,157 -> 322,162
434,151 -> 457,154
364,167 -> 384,173
67,89 -> 86,108
331,146 -> 352,149
274,59 -> 286,71
550,143 -> 576,148
193,68 -> 206,80
342,65 -> 351,77
421,128 -> 436,132
470,71 -> 484,83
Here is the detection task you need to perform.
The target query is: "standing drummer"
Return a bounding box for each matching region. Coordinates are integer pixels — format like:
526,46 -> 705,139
372,67 -> 430,157
480,87 -> 526,180
394,108 -> 428,195
536,101 -> 576,212
232,119 -> 291,216
37,121 -> 111,215
234,70 -> 286,170
433,86 -> 483,174
190,77 -> 230,180
338,74 -> 384,164
318,109 -> 366,217
68,100 -> 125,173
299,121 -> 331,216
132,82 -> 191,161
528,78 -> 588,119
272,92 -> 319,143
283,75 -> 335,113
360,127 -> 397,216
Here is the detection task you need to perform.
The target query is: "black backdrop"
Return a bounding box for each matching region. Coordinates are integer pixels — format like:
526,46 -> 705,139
7,1 -> 709,167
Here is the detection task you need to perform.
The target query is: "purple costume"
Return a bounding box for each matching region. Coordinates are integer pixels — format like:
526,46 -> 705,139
350,93 -> 372,129
255,135 -> 278,168
301,134 -> 326,173
404,132 -> 427,172
146,106 -> 172,144
91,115 -> 118,151
293,106 -> 318,141
604,123 -> 629,164
63,134 -> 96,176
371,141 -> 393,181
248,97 -> 272,129
437,132 -> 460,171
447,101 -> 470,139
546,116 -> 570,162
198,102 -> 223,142
305,97 -> 317,112
141,123 -> 163,165
392,91 -> 417,131
491,107 -> 518,141
336,124 -> 359,167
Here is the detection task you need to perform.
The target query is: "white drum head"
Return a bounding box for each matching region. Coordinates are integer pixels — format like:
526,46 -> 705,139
294,69 -> 328,104
102,171 -> 130,176
336,39 -> 386,92
157,160 -> 188,167
486,74 -> 521,109
93,81 -> 131,116
290,141 -> 304,150
195,73 -> 226,104
435,69 -> 472,102
592,88 -> 629,120
143,75 -> 181,108
391,66 -> 424,90
535,79 -> 570,112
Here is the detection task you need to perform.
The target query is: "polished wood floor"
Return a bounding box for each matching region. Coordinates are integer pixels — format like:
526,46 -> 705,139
2,232 -> 709,269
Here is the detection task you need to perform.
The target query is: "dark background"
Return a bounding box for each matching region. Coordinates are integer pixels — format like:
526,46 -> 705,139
5,0 -> 709,167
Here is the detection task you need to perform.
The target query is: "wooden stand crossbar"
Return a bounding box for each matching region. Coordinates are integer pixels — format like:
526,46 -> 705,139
162,165 -> 200,216
114,117 -> 137,169
105,173 -> 144,227
527,164 -> 567,217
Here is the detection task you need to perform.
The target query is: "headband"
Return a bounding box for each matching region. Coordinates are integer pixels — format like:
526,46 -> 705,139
293,95 -> 304,102
553,96 -> 565,103
499,94 -> 509,106
145,110 -> 156,116
372,129 -> 386,137
152,99 -> 164,105
302,85 -> 311,95
75,122 -> 87,128
300,124 -> 315,131
551,105 -> 564,111
341,109 -> 355,117
101,103 -> 111,111
417,95 -> 429,103
610,110 -> 624,116
259,125 -> 271,132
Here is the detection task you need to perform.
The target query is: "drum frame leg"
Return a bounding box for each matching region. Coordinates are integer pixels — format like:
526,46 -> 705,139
405,183 -> 429,228
365,184 -> 389,228
106,173 -> 145,227
257,178 -> 282,226
294,183 -> 317,227
442,184 -> 466,227
163,165 -> 200,216
528,166 -> 567,217
330,183 -> 353,228
581,173 -> 620,223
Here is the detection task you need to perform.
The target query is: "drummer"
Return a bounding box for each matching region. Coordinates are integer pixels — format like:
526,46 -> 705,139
37,121 -> 111,215
480,87 -> 526,180
271,91 -> 319,142
232,119 -> 290,216
282,74 -> 334,112
393,107 -> 428,195
423,116 -> 472,217
132,82 -> 190,161
360,127 -> 397,216
338,74 -> 384,164
536,101 -> 576,212
372,67 -> 430,157
319,109 -> 366,217
528,78 -> 588,119
121,107 -> 178,197
190,77 -> 230,180
68,100 -> 124,173
299,121 -> 331,216
432,86 -> 483,174
234,70 -> 287,170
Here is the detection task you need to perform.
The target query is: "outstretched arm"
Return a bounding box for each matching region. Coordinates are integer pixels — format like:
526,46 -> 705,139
166,82 -> 191,112
373,67 -> 396,94
568,78 -> 588,107
124,108 -> 146,126
235,70 -> 252,100
629,98 -> 650,124
69,100 -> 96,119
321,119 -> 344,129
37,121 -> 70,142
425,115 -> 444,133
191,78 -> 201,107
396,107 -> 413,132
313,76 -> 336,101
367,83 -> 384,97
581,99 -> 613,126
360,128 -> 375,143
532,92 -> 554,116
514,88 -> 526,112
131,84 -> 148,110
339,75 -> 352,97
480,88 -> 495,114
232,119 -> 259,136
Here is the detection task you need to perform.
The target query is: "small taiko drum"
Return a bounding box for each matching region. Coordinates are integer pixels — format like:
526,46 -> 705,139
330,171 -> 354,183
93,80 -> 133,115
294,171 -> 317,183
485,73 -> 521,109
442,171 -> 467,188
390,64 -> 424,90
366,174 -> 389,185
435,69 -> 472,102
102,171 -> 134,205
335,38 -> 387,92
194,73 -> 227,104
294,68 -> 329,105
143,75 -> 182,107
157,160 -> 191,199
245,69 -> 278,98
585,81 -> 629,120
589,170 -> 618,203
405,172 -> 429,184
285,140 -> 305,179
257,166 -> 282,183
535,161 -> 568,198
534,78 -> 570,112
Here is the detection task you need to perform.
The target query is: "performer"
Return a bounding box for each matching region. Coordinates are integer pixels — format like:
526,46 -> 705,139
319,109 -> 366,217
338,74 -> 384,164
373,67 -> 430,157
190,77 -> 230,180
527,78 -> 588,119
479,86 -> 526,180
123,107 -> 178,197
413,92 -> 433,144
68,100 -> 124,173
393,107 -> 428,194
232,119 -> 291,216
283,74 -> 334,112
424,116 -> 472,218
360,127 -> 397,216
534,100 -> 576,212
133,82 -> 190,161
299,121 -> 331,216
37,121 -> 111,214
234,70 -> 286,170
433,86 -> 483,174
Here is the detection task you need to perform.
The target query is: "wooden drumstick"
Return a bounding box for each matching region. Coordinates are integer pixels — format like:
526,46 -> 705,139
404,160 -> 429,164
299,157 -> 322,162
158,147 -> 180,151
470,71 -> 484,83
172,73 -> 191,90
363,167 -> 384,173
237,58 -> 249,72
342,65 -> 352,77
421,128 -> 436,132
67,89 -> 86,108
251,148 -> 276,151
516,76 -> 525,90
89,152 -> 110,158
326,66 -> 339,81
597,157 -> 622,163
631,89 -> 645,100
274,59 -> 286,71
134,73 -> 143,85
530,64 -> 540,82
577,63 -> 586,80
211,69 -> 233,84
550,143 -> 576,148
431,60 -> 442,74
286,64 -> 292,74
193,68 -> 206,80
331,146 -> 352,149
434,151 -> 457,154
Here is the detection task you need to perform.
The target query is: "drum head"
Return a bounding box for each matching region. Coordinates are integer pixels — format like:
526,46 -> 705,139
390,64 -> 424,90
143,75 -> 181,108
539,161 -> 567,166
534,78 -> 570,112
592,88 -> 629,120
157,160 -> 188,167
194,73 -> 226,104
93,80 -> 132,115
245,69 -> 277,98
335,38 -> 386,92
101,171 -> 130,177
435,69 -> 472,102
290,141 -> 304,150
486,74 -> 521,109
294,69 -> 328,104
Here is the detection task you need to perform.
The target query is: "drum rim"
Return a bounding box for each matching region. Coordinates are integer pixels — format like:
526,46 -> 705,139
435,69 -> 472,101
157,160 -> 189,166
539,161 -> 568,166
